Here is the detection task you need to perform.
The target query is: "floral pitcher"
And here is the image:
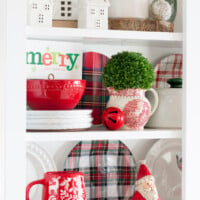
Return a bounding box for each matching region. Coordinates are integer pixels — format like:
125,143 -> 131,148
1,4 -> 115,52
106,87 -> 159,130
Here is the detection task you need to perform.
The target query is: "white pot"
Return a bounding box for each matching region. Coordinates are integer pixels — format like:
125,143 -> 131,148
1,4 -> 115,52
109,0 -> 149,19
146,88 -> 182,128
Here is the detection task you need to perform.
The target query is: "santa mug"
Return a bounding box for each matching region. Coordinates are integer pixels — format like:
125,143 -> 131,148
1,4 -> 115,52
26,171 -> 87,200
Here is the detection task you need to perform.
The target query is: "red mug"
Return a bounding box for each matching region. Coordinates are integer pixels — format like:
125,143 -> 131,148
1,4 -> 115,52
26,171 -> 87,200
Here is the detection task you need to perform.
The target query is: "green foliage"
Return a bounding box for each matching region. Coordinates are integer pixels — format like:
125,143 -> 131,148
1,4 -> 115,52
103,51 -> 155,90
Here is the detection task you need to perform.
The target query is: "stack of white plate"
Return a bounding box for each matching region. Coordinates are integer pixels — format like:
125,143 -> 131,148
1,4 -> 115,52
27,110 -> 93,130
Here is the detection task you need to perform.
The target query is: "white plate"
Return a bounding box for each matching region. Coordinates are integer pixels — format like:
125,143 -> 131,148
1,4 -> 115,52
27,122 -> 92,130
27,117 -> 93,124
27,110 -> 92,117
26,143 -> 57,199
27,115 -> 92,120
145,139 -> 182,200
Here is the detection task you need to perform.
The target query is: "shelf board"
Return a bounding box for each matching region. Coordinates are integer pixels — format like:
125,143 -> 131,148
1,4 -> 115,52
26,26 -> 183,47
25,127 -> 182,141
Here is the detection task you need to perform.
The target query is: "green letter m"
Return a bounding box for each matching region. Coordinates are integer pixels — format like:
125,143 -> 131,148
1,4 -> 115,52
26,51 -> 43,65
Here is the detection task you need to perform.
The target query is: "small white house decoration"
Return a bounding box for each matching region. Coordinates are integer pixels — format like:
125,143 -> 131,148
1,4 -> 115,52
53,0 -> 78,20
27,0 -> 53,27
78,0 -> 110,29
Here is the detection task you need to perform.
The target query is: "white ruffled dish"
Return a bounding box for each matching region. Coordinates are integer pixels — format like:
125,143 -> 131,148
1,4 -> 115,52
145,139 -> 182,200
26,143 -> 57,199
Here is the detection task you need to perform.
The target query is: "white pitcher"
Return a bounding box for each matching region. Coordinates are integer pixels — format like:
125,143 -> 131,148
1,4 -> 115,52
107,87 -> 159,130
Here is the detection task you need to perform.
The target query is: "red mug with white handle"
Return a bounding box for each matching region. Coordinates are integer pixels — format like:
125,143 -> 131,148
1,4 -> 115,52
26,171 -> 87,200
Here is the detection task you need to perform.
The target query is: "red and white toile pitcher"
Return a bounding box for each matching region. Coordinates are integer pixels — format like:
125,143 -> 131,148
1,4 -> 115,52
106,87 -> 159,130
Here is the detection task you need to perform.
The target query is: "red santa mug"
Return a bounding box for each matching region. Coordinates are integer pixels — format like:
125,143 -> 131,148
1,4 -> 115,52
26,171 -> 87,200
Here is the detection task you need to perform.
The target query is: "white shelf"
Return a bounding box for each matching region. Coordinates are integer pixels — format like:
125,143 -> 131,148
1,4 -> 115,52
26,26 -> 183,47
26,127 -> 182,141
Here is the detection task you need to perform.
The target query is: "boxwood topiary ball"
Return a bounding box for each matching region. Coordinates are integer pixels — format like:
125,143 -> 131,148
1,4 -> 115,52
103,51 -> 155,90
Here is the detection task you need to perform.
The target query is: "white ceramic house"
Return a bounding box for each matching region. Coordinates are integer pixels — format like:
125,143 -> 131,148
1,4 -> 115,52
53,0 -> 78,20
27,0 -> 53,27
78,0 -> 110,29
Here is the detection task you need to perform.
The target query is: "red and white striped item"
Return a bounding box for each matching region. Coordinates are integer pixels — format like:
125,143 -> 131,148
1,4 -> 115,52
153,54 -> 183,88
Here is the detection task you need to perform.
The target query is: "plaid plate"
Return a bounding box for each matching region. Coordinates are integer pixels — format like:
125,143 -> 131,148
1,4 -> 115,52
76,52 -> 110,125
64,140 -> 137,200
153,54 -> 183,88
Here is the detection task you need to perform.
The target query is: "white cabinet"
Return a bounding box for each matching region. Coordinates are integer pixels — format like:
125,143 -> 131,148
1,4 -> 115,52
26,29 -> 182,198
2,0 -> 200,200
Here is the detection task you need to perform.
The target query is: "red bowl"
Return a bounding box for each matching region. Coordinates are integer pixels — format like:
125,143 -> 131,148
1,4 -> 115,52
27,80 -> 86,110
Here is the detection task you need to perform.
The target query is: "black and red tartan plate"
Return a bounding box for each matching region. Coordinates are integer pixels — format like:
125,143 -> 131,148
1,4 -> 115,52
64,140 -> 137,200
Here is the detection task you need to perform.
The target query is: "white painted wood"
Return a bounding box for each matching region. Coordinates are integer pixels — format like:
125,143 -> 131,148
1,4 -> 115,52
84,43 -> 182,66
0,0 -> 6,198
109,0 -> 149,19
184,0 -> 200,199
26,128 -> 182,141
174,0 -> 182,32
4,0 -> 26,199
26,26 -> 183,47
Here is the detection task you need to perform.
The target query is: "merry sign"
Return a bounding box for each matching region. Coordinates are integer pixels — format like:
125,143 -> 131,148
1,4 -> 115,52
26,40 -> 83,79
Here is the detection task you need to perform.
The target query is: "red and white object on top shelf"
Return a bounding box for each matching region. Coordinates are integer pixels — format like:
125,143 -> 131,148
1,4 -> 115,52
153,54 -> 182,88
27,0 -> 53,27
78,0 -> 110,29
53,0 -> 78,20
